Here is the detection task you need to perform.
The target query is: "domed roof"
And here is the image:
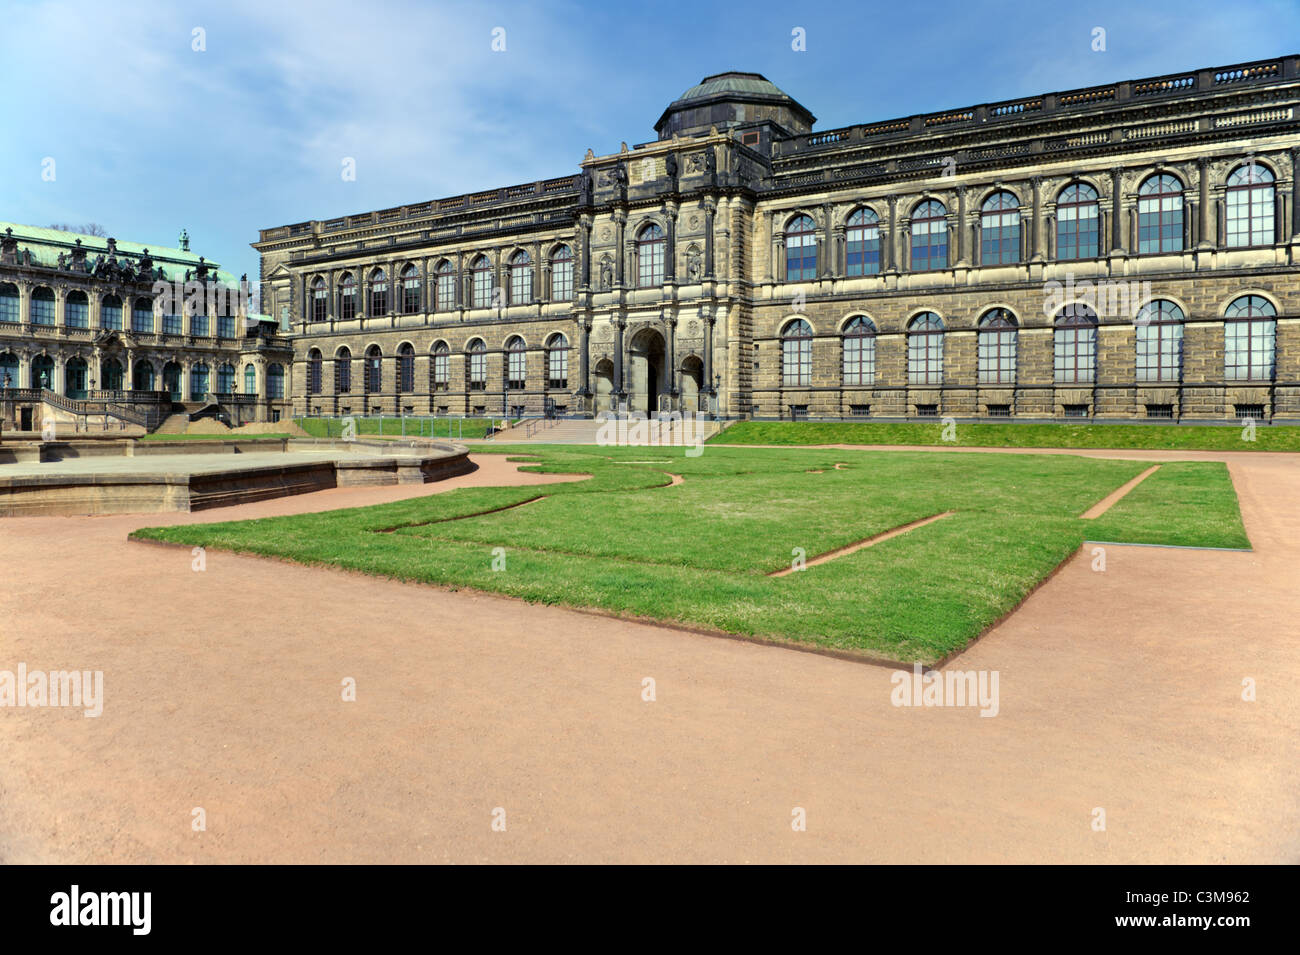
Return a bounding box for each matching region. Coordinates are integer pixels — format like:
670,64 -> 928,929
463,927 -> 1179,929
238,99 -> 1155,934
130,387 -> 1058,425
655,71 -> 815,139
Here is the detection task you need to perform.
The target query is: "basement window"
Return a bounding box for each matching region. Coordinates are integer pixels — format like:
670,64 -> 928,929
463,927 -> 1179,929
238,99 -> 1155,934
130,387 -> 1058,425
1145,403 -> 1174,419
1235,403 -> 1265,420
915,404 -> 939,417
848,404 -> 870,417
986,404 -> 1011,417
1063,404 -> 1090,418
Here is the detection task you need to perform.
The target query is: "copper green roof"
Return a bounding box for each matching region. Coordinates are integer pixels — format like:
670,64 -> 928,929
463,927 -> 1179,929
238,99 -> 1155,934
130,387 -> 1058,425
0,221 -> 241,287
671,72 -> 792,104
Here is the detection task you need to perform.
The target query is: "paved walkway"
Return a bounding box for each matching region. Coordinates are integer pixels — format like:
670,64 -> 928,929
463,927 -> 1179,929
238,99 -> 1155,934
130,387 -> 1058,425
0,448 -> 1296,863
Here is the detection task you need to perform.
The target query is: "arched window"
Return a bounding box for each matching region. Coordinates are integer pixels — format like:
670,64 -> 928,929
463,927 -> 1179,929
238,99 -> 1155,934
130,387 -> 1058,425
434,260 -> 455,311
0,351 -> 18,389
163,361 -> 183,400
977,309 -> 1018,384
65,357 -> 88,399
339,273 -> 357,320
190,362 -> 210,401
190,307 -> 209,338
467,339 -> 487,389
981,192 -> 1021,265
908,312 -> 945,384
101,357 -> 123,391
1054,305 -> 1098,383
546,333 -> 569,389
31,287 -> 55,325
132,359 -> 154,391
100,294 -> 122,331
845,208 -> 881,276
267,363 -> 285,400
244,363 -> 257,395
312,277 -> 328,322
305,351 -> 321,395
506,336 -> 526,389
637,224 -> 666,287
364,345 -> 382,393
32,355 -> 55,390
335,347 -> 352,393
1056,182 -> 1100,260
781,318 -> 812,387
551,245 -> 574,301
508,251 -> 533,305
397,342 -> 415,392
369,268 -> 388,316
471,255 -> 493,308
218,362 -> 236,394
65,290 -> 89,329
1137,174 -> 1184,254
785,215 -> 817,281
841,316 -> 876,386
910,200 -> 948,272
431,341 -> 450,391
1224,295 -> 1276,381
1135,300 -> 1185,383
1226,163 -> 1275,248
0,283 -> 18,323
401,265 -> 420,314
132,297 -> 153,333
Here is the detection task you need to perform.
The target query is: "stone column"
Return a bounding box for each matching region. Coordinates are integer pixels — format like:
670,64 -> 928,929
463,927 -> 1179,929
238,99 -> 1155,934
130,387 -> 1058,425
955,187 -> 967,265
1110,167 -> 1125,253
613,212 -> 627,287
613,316 -> 626,399
579,215 -> 593,289
703,310 -> 716,397
666,312 -> 678,398
821,202 -> 834,278
703,198 -> 716,278
1031,177 -> 1045,261
1291,147 -> 1300,239
578,318 -> 591,399
884,197 -> 897,272
1198,158 -> 1213,248
665,203 -> 678,282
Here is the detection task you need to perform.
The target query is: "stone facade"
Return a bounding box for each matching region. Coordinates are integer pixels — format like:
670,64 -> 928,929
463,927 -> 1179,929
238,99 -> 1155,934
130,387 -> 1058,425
256,58 -> 1300,423
0,225 -> 293,432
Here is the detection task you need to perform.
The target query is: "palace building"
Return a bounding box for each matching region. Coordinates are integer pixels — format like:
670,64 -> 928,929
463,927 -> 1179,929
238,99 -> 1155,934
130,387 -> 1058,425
256,55 -> 1300,424
0,224 -> 292,432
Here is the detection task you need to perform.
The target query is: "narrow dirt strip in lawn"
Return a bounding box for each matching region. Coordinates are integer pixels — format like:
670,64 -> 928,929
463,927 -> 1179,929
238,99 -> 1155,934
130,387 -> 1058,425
1080,465 -> 1160,519
767,511 -> 956,577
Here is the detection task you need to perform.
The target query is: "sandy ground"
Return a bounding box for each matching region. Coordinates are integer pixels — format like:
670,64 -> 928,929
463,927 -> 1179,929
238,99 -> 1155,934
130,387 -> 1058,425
0,447 -> 1296,864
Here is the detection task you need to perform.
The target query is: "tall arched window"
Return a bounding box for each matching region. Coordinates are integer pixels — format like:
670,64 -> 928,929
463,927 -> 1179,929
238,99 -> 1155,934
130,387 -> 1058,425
785,215 -> 817,281
218,362 -> 236,395
31,287 -> 55,325
364,345 -> 382,393
0,351 -> 18,388
546,333 -> 569,389
335,347 -> 352,393
1137,174 -> 1184,254
431,341 -> 449,391
1135,300 -> 1185,383
65,290 -> 89,329
312,277 -> 327,322
1226,163 -> 1275,248
550,245 -> 574,301
190,362 -> 210,401
101,357 -> 123,391
0,283 -> 18,323
397,342 -> 414,392
65,357 -> 87,398
1054,305 -> 1098,383
401,265 -> 420,314
339,273 -> 357,320
305,351 -> 321,395
845,208 -> 881,276
1056,182 -> 1100,261
981,192 -> 1021,265
781,318 -> 812,386
508,251 -> 533,304
132,297 -> 153,333
841,316 -> 876,386
908,313 -> 945,384
267,363 -> 284,399
910,200 -> 948,272
1224,295 -> 1276,381
132,359 -> 154,391
637,224 -> 665,287
369,268 -> 388,316
467,339 -> 487,389
32,355 -> 55,390
101,294 -> 122,331
244,363 -> 257,395
471,255 -> 493,308
977,309 -> 1018,384
506,336 -> 526,389
434,260 -> 455,311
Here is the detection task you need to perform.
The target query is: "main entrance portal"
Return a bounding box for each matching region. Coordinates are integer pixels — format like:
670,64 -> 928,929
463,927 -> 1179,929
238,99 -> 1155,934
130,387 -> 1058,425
628,328 -> 666,415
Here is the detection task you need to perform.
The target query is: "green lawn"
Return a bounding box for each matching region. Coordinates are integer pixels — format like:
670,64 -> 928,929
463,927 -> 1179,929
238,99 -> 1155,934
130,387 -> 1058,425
295,417 -> 508,440
711,420 -> 1300,452
130,445 -> 1248,664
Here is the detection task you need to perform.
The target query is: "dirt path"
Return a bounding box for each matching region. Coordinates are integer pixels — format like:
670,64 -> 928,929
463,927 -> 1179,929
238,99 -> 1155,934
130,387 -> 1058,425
1,449 -> 1296,863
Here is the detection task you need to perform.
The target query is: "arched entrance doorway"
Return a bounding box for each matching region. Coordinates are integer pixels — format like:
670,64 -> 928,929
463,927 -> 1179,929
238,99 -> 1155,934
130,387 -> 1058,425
628,327 -> 666,415
133,360 -> 155,391
101,357 -> 124,391
162,361 -> 183,402
680,355 -> 703,412
593,358 -> 614,413
32,355 -> 55,391
65,357 -> 88,399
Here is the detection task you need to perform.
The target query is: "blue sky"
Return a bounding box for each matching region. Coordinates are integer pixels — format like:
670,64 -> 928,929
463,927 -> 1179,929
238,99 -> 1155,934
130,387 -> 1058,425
2,0 -> 1295,283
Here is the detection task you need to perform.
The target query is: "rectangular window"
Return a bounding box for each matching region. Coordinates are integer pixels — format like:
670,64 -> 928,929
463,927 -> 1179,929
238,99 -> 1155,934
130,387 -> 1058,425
402,277 -> 420,314
510,268 -> 533,305
507,349 -> 526,389
915,404 -> 939,417
470,351 -> 486,389
191,313 -> 209,337
986,404 -> 1011,417
910,220 -> 948,272
312,288 -> 328,322
340,291 -> 356,321
981,214 -> 1021,265
473,268 -> 493,308
978,330 -> 1017,384
1135,323 -> 1183,382
65,298 -> 88,329
436,272 -> 456,311
31,295 -> 55,325
1054,327 -> 1096,383
101,301 -> 122,330
552,259 -> 573,301
432,353 -> 449,390
1145,404 -> 1174,418
1138,197 -> 1183,254
908,334 -> 943,385
1225,320 -> 1276,381
1063,404 -> 1090,417
848,404 -> 871,417
842,335 -> 875,386
163,313 -> 182,335
1226,186 -> 1274,248
782,337 -> 811,387
1234,403 -> 1265,420
639,242 -> 665,287
218,315 -> 235,338
0,292 -> 18,323
785,234 -> 816,281
132,307 -> 153,333
1057,204 -> 1099,260
845,230 -> 880,276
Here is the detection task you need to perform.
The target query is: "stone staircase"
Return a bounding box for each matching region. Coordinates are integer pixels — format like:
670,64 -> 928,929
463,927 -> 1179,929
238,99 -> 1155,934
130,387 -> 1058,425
491,416 -> 728,445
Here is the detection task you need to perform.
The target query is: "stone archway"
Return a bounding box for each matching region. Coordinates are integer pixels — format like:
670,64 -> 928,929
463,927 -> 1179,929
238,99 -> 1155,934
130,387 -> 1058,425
628,327 -> 666,415
680,355 -> 703,412
593,358 -> 614,413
